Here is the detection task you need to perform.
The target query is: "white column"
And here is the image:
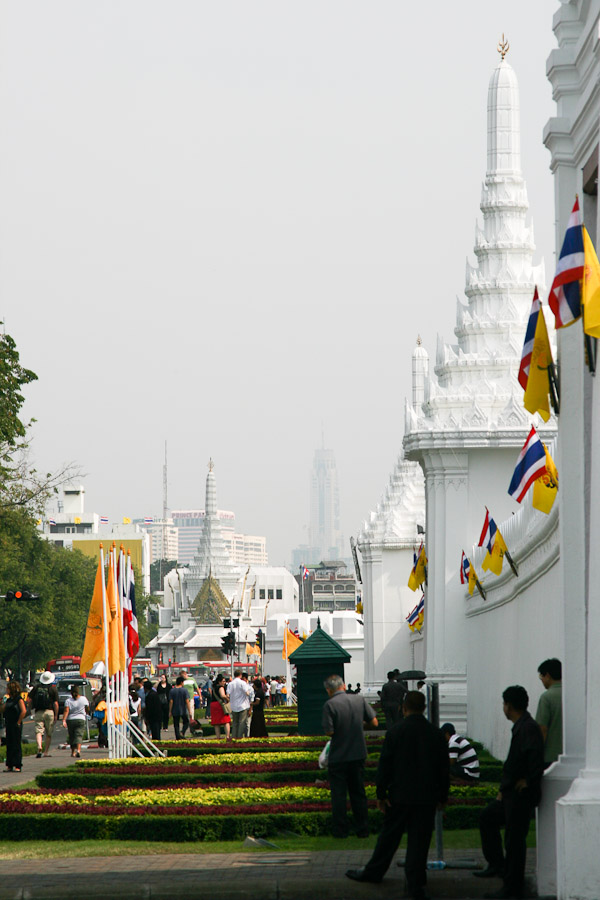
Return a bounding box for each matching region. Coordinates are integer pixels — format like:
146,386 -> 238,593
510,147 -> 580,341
537,154 -> 589,897
359,544 -> 382,695
421,450 -> 469,731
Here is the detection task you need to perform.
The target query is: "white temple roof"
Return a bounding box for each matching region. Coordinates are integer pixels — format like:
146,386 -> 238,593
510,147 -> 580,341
357,450 -> 425,548
404,55 -> 556,442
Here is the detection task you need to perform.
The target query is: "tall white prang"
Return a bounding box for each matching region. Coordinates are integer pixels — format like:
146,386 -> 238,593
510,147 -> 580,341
402,53 -> 554,729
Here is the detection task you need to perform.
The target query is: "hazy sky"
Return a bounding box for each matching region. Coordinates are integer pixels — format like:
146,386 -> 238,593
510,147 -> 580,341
0,2 -> 557,566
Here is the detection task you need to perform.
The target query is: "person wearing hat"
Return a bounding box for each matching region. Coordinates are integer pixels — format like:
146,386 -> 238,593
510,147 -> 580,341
28,672 -> 59,758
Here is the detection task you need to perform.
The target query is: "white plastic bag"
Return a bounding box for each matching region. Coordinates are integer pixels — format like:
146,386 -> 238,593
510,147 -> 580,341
318,740 -> 331,769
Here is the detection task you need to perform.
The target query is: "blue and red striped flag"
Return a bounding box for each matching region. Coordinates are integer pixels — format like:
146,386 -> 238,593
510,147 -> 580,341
460,551 -> 470,585
478,509 -> 497,555
100,515 -> 109,525
144,516 -> 154,525
549,197 -> 585,329
518,288 -> 541,390
508,427 -> 547,503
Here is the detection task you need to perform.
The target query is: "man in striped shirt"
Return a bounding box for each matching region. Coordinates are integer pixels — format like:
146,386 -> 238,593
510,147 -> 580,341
441,723 -> 480,782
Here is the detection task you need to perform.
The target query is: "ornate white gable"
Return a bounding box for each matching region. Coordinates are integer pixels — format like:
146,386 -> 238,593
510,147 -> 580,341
405,58 -> 556,438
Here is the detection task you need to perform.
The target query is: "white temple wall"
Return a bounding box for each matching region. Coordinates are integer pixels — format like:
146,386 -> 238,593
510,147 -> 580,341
360,543 -> 422,696
466,448 -> 523,531
466,555 -> 561,760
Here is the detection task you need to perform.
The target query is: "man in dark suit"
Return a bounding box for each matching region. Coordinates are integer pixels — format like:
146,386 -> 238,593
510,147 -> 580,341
346,690 -> 449,900
322,673 -> 378,838
474,684 -> 544,900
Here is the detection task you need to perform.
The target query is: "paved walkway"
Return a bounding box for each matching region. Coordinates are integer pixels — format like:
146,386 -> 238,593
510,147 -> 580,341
0,848 -> 542,900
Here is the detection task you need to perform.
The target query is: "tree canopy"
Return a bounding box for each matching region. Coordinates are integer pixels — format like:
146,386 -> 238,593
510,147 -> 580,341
0,507 -> 97,677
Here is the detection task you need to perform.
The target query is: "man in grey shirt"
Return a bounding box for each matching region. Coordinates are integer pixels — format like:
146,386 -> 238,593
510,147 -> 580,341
322,673 -> 378,838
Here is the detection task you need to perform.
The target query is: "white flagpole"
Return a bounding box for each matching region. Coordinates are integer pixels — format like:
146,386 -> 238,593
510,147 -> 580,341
285,621 -> 292,707
118,545 -> 125,759
99,544 -> 113,757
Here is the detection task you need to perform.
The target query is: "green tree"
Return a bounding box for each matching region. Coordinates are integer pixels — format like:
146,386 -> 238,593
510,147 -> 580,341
0,507 -> 97,678
150,558 -> 178,593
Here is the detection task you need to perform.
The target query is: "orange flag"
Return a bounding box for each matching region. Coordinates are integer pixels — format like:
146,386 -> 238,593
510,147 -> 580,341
107,555 -> 126,676
282,628 -> 303,660
80,557 -> 105,675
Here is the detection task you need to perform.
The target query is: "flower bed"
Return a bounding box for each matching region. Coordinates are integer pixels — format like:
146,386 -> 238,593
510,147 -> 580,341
0,723 -> 500,841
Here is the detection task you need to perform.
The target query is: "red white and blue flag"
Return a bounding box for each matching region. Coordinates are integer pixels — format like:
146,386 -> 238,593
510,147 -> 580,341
144,516 -> 154,525
49,518 -> 56,526
406,595 -> 424,627
100,515 -> 109,525
548,197 -> 585,329
460,551 -> 471,585
302,566 -> 310,580
478,509 -> 497,555
518,288 -> 541,390
121,557 -> 139,678
508,427 -> 547,503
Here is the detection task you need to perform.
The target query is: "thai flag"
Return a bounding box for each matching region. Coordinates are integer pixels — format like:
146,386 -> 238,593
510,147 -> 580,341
144,516 -> 154,524
406,601 -> 420,626
100,516 -> 109,525
460,551 -> 471,585
302,566 -> 310,580
508,427 -> 548,503
49,518 -> 56,526
478,509 -> 497,555
124,562 -> 139,678
549,197 -> 585,329
518,288 -> 541,390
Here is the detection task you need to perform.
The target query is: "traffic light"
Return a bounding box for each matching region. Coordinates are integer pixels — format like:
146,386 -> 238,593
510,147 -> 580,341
227,631 -> 236,653
223,618 -> 231,629
232,618 -> 239,628
4,590 -> 39,601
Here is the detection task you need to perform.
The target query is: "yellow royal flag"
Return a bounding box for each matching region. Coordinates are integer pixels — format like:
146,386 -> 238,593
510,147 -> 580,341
74,516 -> 81,524
80,557 -> 106,675
467,567 -> 479,597
532,445 -> 559,514
523,308 -> 552,423
282,628 -> 303,660
123,517 -> 132,525
107,556 -> 126,676
245,642 -> 255,657
253,643 -> 262,657
408,546 -> 427,592
482,529 -> 508,577
583,226 -> 600,339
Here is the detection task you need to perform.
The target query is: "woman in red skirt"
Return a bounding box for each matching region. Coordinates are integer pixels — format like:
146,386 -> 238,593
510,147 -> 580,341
210,674 -> 231,740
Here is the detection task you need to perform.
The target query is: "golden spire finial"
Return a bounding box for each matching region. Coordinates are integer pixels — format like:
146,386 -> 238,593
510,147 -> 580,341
497,33 -> 509,60
208,457 -> 214,473
416,335 -> 422,346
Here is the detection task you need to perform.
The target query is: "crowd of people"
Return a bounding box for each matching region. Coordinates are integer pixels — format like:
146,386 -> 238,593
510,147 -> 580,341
323,657 -> 562,900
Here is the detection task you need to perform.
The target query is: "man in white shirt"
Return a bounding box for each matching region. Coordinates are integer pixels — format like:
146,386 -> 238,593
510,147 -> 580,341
270,678 -> 279,707
227,670 -> 253,739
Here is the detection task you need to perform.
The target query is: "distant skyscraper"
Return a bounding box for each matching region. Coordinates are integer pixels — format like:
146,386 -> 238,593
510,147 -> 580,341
309,445 -> 343,561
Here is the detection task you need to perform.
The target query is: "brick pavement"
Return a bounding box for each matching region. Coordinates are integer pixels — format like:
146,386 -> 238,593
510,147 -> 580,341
0,848 -> 542,900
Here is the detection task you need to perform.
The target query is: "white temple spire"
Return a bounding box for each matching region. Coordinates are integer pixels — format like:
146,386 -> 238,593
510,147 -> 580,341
487,42 -> 521,178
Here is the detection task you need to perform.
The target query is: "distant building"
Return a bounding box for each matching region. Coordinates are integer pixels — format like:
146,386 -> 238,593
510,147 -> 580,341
296,560 -> 358,613
309,446 -> 344,560
222,529 -> 268,566
135,518 -> 179,564
171,508 -> 236,564
41,484 -> 151,593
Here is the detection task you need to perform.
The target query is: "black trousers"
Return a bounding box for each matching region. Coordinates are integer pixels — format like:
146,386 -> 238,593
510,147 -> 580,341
5,723 -> 22,769
327,759 -> 369,837
160,702 -> 169,730
382,704 -> 401,730
173,714 -> 189,740
479,794 -> 534,893
363,801 -> 436,892
147,718 -> 161,741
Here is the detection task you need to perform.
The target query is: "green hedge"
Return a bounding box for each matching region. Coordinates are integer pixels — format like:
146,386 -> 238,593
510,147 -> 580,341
189,723 -> 298,737
0,805 -> 487,841
0,810 -> 384,842
36,769 -> 329,789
